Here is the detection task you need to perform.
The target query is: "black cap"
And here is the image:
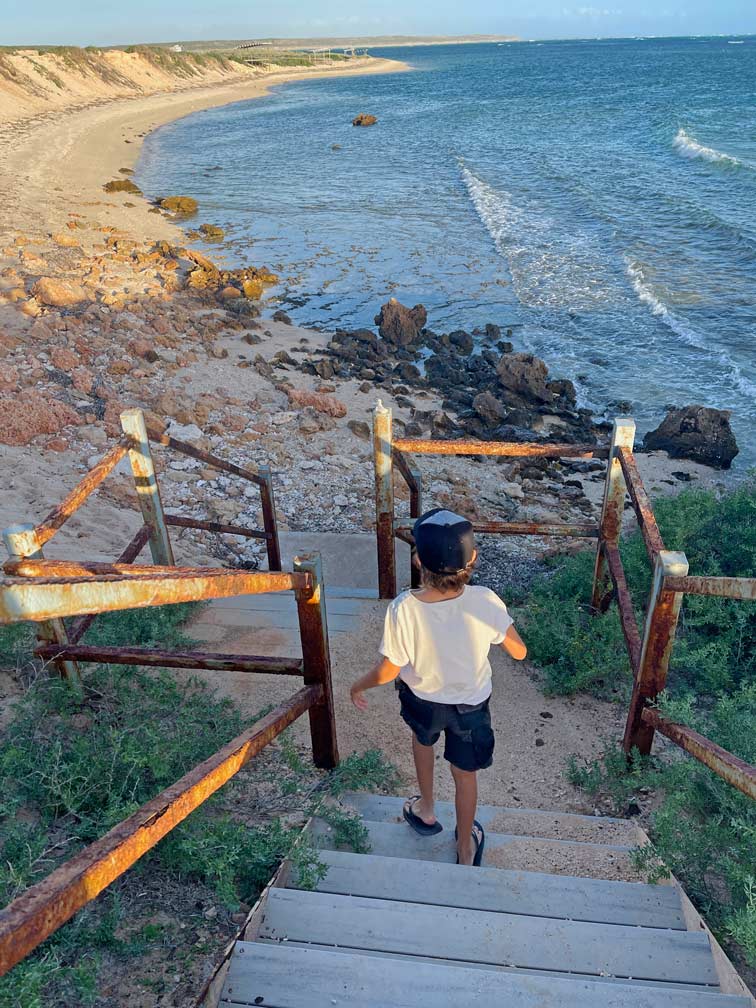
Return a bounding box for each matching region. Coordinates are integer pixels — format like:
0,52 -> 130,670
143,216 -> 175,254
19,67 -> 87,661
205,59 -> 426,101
412,508 -> 475,574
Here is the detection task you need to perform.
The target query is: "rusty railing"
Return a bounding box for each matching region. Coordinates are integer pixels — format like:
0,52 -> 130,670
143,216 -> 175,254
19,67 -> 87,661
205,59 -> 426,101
1,408 -> 281,688
0,556 -> 338,975
373,404 -> 755,803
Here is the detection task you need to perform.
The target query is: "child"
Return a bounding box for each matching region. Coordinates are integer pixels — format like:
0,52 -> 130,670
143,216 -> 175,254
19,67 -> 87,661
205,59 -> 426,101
350,508 -> 527,867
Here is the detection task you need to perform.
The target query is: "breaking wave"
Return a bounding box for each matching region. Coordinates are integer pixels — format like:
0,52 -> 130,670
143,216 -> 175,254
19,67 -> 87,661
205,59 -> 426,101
673,128 -> 743,168
460,162 -> 614,310
626,259 -> 756,405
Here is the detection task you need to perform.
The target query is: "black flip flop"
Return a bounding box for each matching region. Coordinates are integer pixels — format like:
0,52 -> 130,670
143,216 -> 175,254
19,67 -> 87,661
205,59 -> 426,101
455,820 -> 485,866
403,796 -> 443,836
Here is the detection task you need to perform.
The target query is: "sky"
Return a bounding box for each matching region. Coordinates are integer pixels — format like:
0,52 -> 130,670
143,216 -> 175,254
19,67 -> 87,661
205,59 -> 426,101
3,0 -> 756,47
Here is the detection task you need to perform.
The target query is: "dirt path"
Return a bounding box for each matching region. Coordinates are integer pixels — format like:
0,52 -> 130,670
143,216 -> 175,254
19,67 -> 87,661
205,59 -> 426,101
188,593 -> 625,815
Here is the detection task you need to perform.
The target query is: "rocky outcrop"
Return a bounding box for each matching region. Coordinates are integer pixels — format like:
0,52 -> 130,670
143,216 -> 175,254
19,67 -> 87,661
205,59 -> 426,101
0,391 -> 82,446
643,406 -> 739,469
32,277 -> 88,308
374,298 -> 427,346
198,224 -> 225,241
352,113 -> 377,127
104,179 -> 142,195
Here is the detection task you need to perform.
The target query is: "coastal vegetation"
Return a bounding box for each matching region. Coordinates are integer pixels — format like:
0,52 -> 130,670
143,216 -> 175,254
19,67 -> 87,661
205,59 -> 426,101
519,480 -> 756,969
0,605 -> 397,1006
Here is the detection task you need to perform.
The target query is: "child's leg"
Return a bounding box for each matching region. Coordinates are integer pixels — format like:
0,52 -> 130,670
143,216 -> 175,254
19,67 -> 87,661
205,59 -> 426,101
450,763 -> 477,864
411,733 -> 438,824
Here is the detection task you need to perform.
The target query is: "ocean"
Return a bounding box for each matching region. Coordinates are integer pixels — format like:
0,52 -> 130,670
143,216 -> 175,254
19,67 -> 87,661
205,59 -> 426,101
136,38 -> 756,463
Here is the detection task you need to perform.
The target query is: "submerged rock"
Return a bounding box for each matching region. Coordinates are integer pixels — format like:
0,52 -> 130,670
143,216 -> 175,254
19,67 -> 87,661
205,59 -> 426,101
643,405 -> 739,469
374,298 -> 427,346
160,196 -> 199,215
199,223 -> 225,241
352,113 -> 377,127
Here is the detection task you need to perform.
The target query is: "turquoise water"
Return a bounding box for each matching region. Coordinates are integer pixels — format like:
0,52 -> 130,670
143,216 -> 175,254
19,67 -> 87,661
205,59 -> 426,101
137,38 -> 756,461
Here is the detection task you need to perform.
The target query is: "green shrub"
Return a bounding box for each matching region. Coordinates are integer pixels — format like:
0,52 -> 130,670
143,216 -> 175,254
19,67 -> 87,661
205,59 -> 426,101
520,480 -> 756,698
568,684 -> 756,966
328,748 -> 401,795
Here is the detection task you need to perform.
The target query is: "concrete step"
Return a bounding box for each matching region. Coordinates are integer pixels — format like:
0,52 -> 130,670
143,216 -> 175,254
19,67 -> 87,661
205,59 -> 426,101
343,791 -> 645,846
220,943 -> 754,1007
290,848 -> 685,929
311,817 -> 647,882
257,887 -> 718,986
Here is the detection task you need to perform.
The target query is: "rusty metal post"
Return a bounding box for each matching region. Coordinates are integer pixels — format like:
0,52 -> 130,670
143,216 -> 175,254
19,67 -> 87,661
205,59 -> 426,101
2,523 -> 81,689
623,549 -> 688,756
409,461 -> 422,590
120,408 -> 174,566
373,400 -> 396,599
293,553 -> 339,769
591,418 -> 635,612
258,464 -> 282,571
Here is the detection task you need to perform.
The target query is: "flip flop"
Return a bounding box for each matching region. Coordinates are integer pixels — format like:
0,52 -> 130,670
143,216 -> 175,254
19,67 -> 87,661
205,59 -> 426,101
403,795 -> 443,836
455,820 -> 485,866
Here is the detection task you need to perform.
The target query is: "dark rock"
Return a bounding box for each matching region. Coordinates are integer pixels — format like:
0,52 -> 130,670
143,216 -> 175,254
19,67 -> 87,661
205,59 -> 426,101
473,391 -> 508,427
548,378 -> 577,405
347,420 -> 371,441
485,323 -> 501,341
643,405 -> 739,469
352,113 -> 378,127
535,738 -> 546,747
449,329 -> 474,354
625,800 -> 642,817
496,352 -> 552,404
671,471 -> 693,482
374,298 -> 427,347
272,309 -> 293,325
351,328 -> 379,347
539,711 -> 553,719
395,395 -> 415,409
396,362 -> 421,382
314,359 -> 336,380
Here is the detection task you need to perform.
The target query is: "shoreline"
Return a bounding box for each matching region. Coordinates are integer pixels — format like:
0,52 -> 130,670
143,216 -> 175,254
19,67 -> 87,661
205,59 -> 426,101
0,55 -> 408,246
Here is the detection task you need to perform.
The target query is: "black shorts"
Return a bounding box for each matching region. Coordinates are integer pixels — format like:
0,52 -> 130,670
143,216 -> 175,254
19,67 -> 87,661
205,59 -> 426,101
396,679 -> 495,772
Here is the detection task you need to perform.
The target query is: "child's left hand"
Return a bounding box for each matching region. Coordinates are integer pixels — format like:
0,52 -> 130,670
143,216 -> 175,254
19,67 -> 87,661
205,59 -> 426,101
350,685 -> 368,711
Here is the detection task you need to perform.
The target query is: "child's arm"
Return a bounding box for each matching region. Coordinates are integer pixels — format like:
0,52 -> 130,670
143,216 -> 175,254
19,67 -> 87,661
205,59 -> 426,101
350,657 -> 402,710
501,624 -> 527,660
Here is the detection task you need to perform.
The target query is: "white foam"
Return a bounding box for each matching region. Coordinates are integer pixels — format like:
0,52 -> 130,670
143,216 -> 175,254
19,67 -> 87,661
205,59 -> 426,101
673,128 -> 742,167
625,258 -> 756,406
459,162 -> 614,310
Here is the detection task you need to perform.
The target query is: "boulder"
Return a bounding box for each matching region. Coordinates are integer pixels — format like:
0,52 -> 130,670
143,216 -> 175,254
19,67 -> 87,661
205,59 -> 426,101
473,391 -> 508,427
496,352 -> 551,404
198,224 -> 225,241
272,309 -> 293,325
160,196 -> 199,215
352,113 -> 377,127
103,179 -> 142,194
374,298 -> 427,347
643,406 -> 739,469
32,277 -> 88,308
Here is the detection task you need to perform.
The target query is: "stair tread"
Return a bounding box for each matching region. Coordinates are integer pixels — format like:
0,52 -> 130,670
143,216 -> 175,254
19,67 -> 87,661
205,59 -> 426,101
259,887 -> 717,985
292,848 -> 684,929
342,792 -> 643,845
220,943 -> 752,1007
312,818 -> 647,882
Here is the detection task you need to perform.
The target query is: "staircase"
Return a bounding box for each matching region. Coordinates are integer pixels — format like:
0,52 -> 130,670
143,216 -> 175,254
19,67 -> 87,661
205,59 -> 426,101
215,793 -> 753,1007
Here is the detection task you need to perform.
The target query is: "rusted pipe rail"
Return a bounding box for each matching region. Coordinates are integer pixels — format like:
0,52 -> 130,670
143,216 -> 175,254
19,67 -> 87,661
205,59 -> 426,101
641,708 -> 756,801
4,437 -> 134,557
164,514 -> 270,540
0,684 -> 320,976
617,447 -> 665,561
664,575 -> 756,601
395,520 -> 599,539
393,437 -> 609,459
603,543 -> 642,673
35,644 -> 304,676
0,568 -> 306,624
68,524 -> 153,644
146,427 -> 265,487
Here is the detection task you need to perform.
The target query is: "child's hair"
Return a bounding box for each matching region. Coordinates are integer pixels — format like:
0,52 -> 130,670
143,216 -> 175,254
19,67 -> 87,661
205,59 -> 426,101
420,559 -> 475,594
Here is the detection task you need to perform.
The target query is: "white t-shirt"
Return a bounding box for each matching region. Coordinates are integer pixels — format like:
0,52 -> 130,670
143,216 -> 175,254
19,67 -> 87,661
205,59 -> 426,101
379,585 -> 514,705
